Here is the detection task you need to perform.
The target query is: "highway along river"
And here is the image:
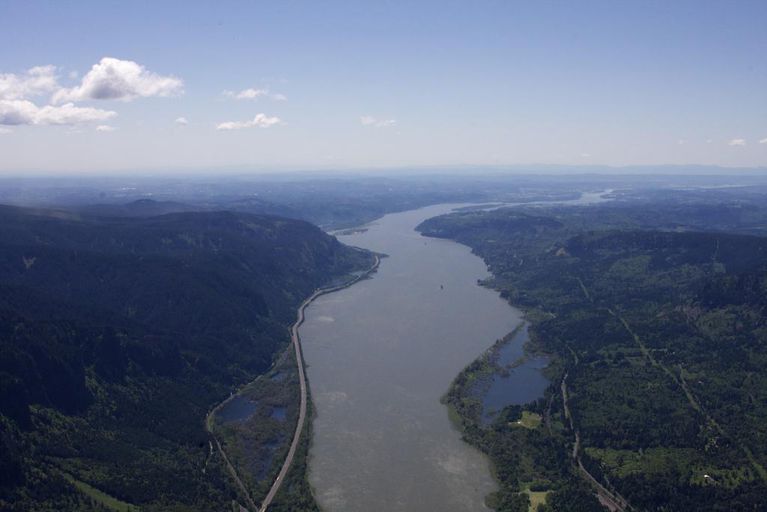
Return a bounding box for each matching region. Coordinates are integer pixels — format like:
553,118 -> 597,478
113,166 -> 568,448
300,204 -> 525,511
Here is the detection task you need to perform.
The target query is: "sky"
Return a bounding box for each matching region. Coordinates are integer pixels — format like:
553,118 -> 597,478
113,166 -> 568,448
0,0 -> 765,173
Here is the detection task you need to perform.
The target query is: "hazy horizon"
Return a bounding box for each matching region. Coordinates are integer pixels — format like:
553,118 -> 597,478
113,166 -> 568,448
0,164 -> 767,181
2,163 -> 767,180
4,4 -> 767,511
2,0 -> 766,173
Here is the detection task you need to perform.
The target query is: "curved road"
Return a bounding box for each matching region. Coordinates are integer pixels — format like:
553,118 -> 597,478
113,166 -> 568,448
258,254 -> 380,512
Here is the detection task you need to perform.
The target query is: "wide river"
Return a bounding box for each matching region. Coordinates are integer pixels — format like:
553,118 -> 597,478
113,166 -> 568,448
300,204 -> 524,511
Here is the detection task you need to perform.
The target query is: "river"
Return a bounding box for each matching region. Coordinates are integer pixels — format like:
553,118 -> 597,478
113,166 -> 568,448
300,203 -> 525,511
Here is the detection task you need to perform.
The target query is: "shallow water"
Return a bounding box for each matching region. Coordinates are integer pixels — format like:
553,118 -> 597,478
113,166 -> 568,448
217,395 -> 258,423
300,204 -> 525,511
478,325 -> 550,425
270,406 -> 287,422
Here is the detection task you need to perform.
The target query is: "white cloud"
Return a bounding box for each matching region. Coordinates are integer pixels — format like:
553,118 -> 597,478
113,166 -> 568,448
0,99 -> 116,126
0,126 -> 12,134
223,87 -> 286,101
759,138 -> 767,144
215,113 -> 281,130
0,65 -> 59,100
360,115 -> 396,128
226,88 -> 268,100
175,116 -> 189,125
95,124 -> 116,132
580,153 -> 591,158
52,57 -> 183,103
677,139 -> 685,145
728,138 -> 746,146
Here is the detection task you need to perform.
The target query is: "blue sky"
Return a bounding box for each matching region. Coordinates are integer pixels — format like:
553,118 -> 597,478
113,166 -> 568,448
0,0 -> 765,173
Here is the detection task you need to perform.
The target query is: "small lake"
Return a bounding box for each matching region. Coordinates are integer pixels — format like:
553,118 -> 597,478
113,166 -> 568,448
216,395 -> 258,423
475,324 -> 550,425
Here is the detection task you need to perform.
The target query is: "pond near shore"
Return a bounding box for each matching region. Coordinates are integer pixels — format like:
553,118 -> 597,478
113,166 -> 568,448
301,204 -> 530,511
475,324 -> 551,425
216,395 -> 258,424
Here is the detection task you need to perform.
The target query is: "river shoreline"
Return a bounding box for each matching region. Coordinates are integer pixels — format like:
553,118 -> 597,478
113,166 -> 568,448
213,194 -> 611,511
301,204 -> 523,511
257,252 -> 381,511
205,250 -> 380,511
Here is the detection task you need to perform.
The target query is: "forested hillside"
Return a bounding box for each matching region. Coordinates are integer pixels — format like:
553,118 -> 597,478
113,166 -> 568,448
419,201 -> 767,511
0,205 -> 372,511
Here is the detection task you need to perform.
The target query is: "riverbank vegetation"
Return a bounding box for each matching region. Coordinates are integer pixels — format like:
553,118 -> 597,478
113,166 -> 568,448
209,345 -> 319,512
0,205 -> 373,511
419,189 -> 767,511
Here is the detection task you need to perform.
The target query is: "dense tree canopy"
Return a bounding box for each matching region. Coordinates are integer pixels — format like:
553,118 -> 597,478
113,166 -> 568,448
419,198 -> 767,511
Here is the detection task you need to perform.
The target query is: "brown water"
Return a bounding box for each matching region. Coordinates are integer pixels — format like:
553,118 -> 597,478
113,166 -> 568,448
300,204 -> 524,511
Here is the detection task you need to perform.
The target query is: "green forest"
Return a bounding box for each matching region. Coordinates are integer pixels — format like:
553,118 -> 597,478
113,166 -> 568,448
0,205 -> 372,511
418,194 -> 767,511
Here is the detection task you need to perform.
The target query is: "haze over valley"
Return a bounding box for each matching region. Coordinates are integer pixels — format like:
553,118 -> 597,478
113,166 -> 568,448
1,2 -> 766,511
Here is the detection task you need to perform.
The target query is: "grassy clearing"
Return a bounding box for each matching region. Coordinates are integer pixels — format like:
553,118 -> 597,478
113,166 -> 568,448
587,446 -> 757,490
584,447 -> 690,478
522,485 -> 549,512
60,471 -> 139,512
513,411 -> 542,429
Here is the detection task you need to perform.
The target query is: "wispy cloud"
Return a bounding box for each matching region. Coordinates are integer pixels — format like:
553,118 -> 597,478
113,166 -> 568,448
53,57 -> 183,103
223,87 -> 286,101
360,115 -> 396,128
95,124 -> 116,132
215,113 -> 281,130
0,99 -> 116,126
728,138 -> 746,146
0,127 -> 12,134
759,138 -> 767,144
175,116 -> 189,125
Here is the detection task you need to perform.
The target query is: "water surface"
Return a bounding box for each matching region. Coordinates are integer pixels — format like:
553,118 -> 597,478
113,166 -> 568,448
476,325 -> 550,425
217,396 -> 258,424
270,406 -> 287,422
301,204 -> 524,511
